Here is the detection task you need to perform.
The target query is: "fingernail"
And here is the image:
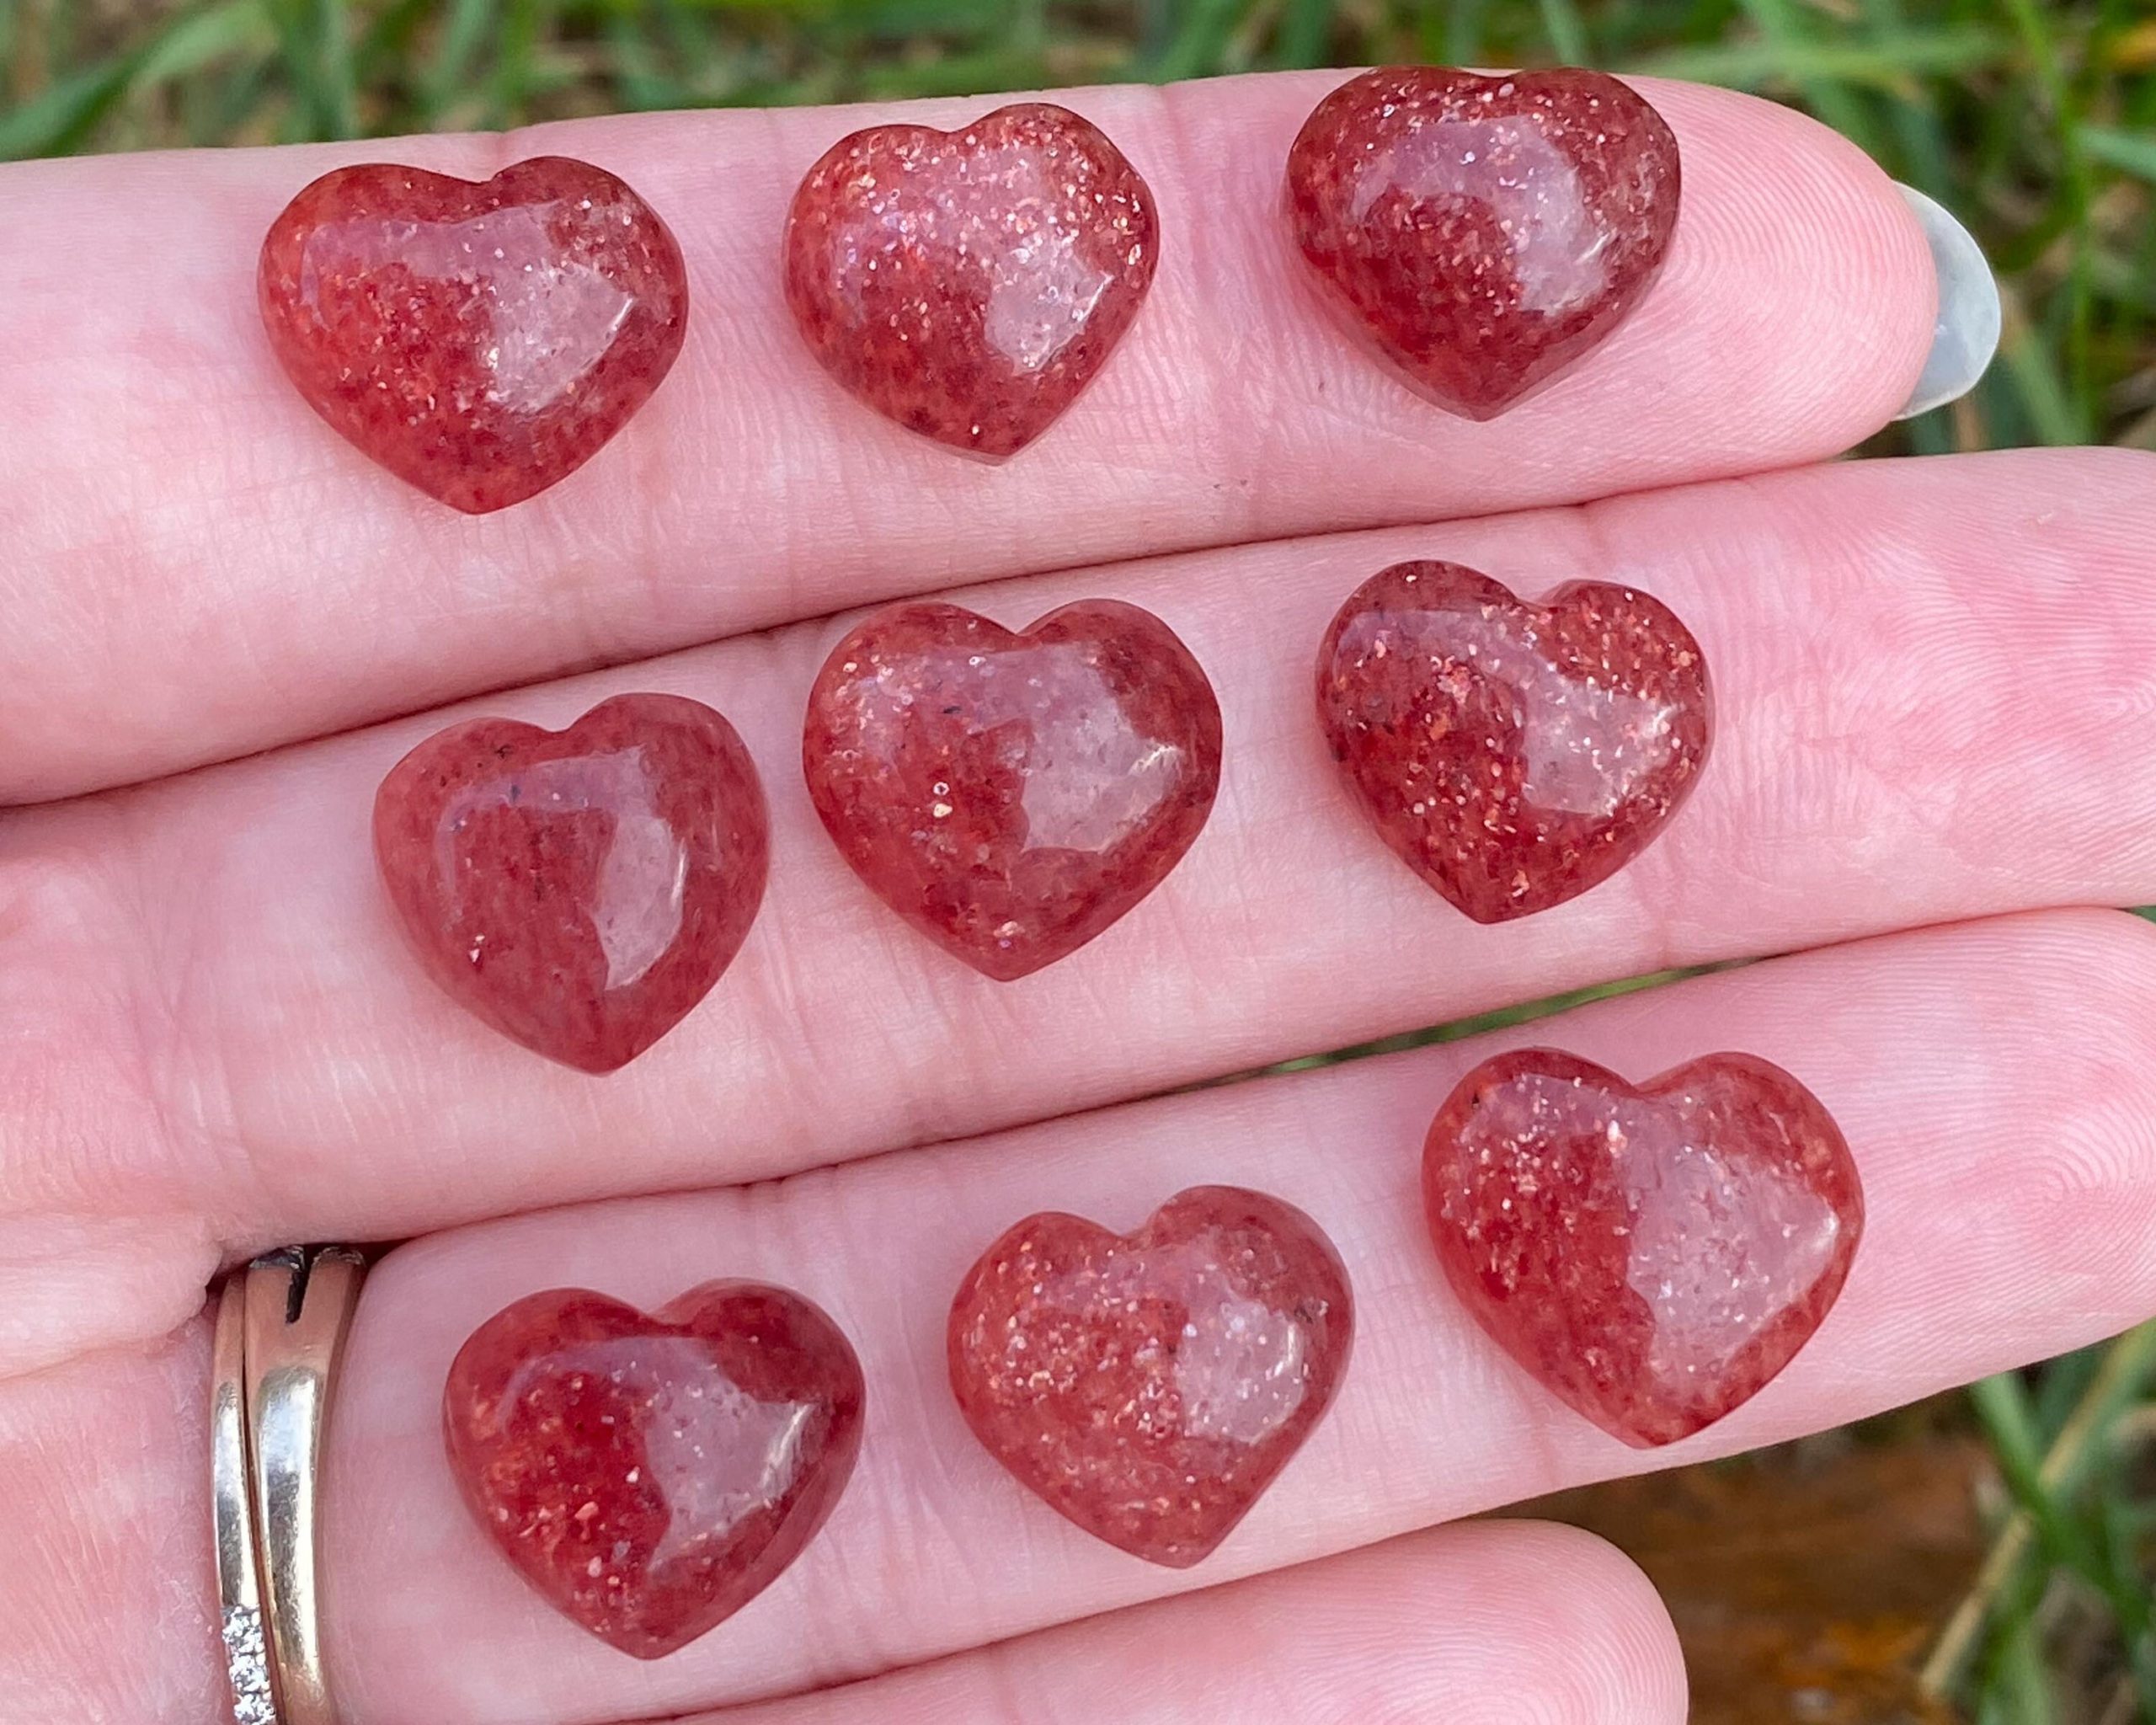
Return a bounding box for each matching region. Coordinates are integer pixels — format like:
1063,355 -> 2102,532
1893,184 -> 2001,420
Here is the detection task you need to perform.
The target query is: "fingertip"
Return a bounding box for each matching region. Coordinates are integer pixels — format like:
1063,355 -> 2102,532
1641,81 -> 1940,451
1408,1519 -> 1689,1724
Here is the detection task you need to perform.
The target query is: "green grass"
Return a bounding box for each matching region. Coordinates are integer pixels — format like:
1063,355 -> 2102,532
3,1 -> 2154,1717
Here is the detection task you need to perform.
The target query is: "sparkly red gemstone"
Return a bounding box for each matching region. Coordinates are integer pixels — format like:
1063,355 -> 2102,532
444,1283 -> 865,1658
802,600 -> 1220,980
948,1185 -> 1353,1567
1423,1049 -> 1862,1448
373,693 -> 768,1073
259,156 -> 688,512
1316,560 -> 1710,922
1286,68 -> 1681,419
782,103 -> 1158,458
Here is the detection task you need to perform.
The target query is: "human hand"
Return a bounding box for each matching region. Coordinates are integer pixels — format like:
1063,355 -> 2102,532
4,67 -> 2150,1725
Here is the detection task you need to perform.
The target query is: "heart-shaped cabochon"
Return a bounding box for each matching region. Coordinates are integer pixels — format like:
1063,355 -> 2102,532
948,1185 -> 1353,1566
1286,67 -> 1680,419
259,156 -> 687,510
783,103 -> 1157,457
373,693 -> 767,1072
803,599 -> 1220,980
1316,559 -> 1710,922
444,1282 -> 865,1658
1423,1048 -> 1862,1447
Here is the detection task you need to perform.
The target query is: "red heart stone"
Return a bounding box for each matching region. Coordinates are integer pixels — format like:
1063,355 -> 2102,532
373,693 -> 768,1073
444,1282 -> 865,1658
1423,1049 -> 1862,1448
948,1185 -> 1353,1567
802,600 -> 1220,980
1286,67 -> 1681,419
782,103 -> 1158,458
1315,560 -> 1710,922
259,156 -> 688,512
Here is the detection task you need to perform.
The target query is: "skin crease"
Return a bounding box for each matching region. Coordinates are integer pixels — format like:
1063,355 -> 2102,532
0,68 -> 2152,1725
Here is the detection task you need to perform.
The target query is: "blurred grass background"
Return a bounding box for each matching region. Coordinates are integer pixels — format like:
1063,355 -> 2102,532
2,1 -> 2153,1719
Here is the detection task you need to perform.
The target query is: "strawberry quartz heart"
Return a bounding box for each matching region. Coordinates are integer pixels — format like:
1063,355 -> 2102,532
1423,1049 -> 1862,1448
1285,67 -> 1681,419
948,1186 -> 1353,1567
259,156 -> 688,512
782,103 -> 1158,458
1315,560 -> 1710,922
802,600 -> 1220,980
444,1282 -> 865,1658
373,693 -> 768,1073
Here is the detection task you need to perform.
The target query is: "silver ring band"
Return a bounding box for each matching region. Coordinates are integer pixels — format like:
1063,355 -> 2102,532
212,1247 -> 366,1725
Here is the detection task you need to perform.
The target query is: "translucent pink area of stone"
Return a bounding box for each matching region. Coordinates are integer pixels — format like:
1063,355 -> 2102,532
1316,560 -> 1711,922
1423,1049 -> 1863,1448
443,1283 -> 865,1658
947,1185 -> 1354,1567
373,693 -> 768,1073
259,156 -> 688,511
782,103 -> 1157,457
801,599 -> 1220,980
1286,67 -> 1681,419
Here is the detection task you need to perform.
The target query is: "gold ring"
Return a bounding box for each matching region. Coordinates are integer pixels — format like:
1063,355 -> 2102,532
211,1247 -> 366,1725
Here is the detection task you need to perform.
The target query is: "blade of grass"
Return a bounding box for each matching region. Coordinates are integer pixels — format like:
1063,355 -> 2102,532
1999,0 -> 2096,442
1996,285 -> 2090,447
1854,0 -> 1956,194
1443,0 -> 1486,69
1732,0 -> 1876,147
1272,0 -> 1331,70
265,0 -> 360,139
1143,0 -> 1247,83
2080,124 -> 2156,184
1987,1615 -> 2057,1725
1625,27 -> 2012,93
1924,1322 -> 2156,1706
0,0 -> 271,159
1534,0 -> 1588,66
418,0 -> 500,126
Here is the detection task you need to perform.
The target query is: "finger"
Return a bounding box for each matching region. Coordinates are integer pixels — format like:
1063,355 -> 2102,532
0,1323 -> 224,1722
305,908 -> 2154,1724
703,1522 -> 1684,1725
0,1320 -> 1678,1725
4,447 -> 2153,1374
1,71 -> 1935,802
21,909 -> 2145,1723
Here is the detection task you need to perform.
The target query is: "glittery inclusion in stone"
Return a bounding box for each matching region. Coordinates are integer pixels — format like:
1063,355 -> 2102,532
1285,67 -> 1681,419
802,600 -> 1221,980
1316,560 -> 1710,922
948,1185 -> 1353,1567
444,1283 -> 866,1658
259,156 -> 688,512
782,103 -> 1158,458
373,693 -> 768,1073
1423,1049 -> 1862,1449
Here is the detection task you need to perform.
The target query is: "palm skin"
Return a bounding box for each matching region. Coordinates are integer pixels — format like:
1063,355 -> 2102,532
3,68 -> 2153,1725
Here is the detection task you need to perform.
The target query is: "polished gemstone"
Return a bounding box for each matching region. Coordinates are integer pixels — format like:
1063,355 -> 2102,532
1286,67 -> 1681,419
1316,560 -> 1710,922
802,600 -> 1220,980
373,693 -> 767,1072
948,1185 -> 1353,1567
444,1283 -> 865,1658
259,156 -> 688,511
1423,1049 -> 1862,1448
782,103 -> 1157,457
